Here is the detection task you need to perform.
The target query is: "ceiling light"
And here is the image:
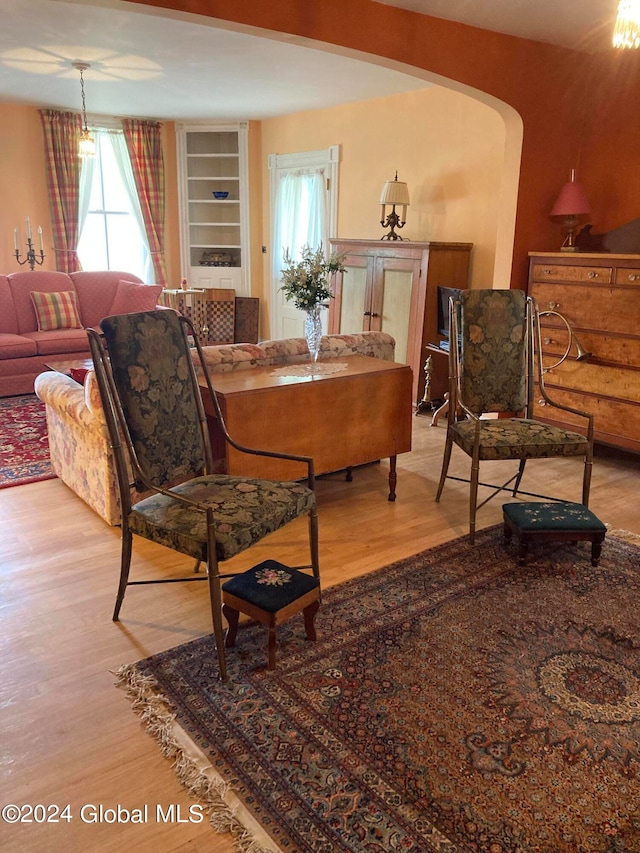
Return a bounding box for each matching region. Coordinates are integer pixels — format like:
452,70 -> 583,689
72,61 -> 96,157
613,0 -> 640,48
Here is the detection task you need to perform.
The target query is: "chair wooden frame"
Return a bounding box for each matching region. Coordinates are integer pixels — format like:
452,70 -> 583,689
435,292 -> 594,544
87,312 -> 319,681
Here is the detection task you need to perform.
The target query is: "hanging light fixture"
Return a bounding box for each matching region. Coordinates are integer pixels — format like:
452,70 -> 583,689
613,0 -> 640,48
72,61 -> 96,157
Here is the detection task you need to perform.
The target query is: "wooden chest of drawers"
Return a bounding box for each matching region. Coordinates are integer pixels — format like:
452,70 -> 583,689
528,252 -> 640,453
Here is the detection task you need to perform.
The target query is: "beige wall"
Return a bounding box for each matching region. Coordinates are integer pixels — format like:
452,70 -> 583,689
259,86 -> 505,331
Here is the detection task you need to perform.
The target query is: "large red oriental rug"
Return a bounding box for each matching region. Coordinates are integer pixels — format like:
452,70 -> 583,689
0,394 -> 54,488
117,527 -> 640,853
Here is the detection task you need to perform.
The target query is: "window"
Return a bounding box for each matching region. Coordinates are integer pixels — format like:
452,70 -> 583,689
77,129 -> 151,281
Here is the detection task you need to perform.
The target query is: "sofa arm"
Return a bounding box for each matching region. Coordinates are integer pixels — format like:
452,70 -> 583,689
34,371 -> 106,432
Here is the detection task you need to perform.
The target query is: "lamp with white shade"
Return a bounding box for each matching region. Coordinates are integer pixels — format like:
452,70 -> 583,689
379,172 -> 410,241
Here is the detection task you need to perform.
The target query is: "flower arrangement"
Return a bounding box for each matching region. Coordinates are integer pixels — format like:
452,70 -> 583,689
280,244 -> 346,311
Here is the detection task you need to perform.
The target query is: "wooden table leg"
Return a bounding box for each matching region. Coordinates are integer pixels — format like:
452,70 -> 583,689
388,455 -> 397,502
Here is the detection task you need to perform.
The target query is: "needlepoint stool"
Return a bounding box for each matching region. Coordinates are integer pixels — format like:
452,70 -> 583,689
503,502 -> 606,566
222,560 -> 320,670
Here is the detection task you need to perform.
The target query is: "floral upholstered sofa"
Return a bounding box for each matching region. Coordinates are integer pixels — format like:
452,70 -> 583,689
34,331 -> 395,525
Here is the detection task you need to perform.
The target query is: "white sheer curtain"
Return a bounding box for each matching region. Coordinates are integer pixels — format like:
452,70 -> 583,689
109,131 -> 152,282
77,129 -> 152,281
271,168 -> 327,286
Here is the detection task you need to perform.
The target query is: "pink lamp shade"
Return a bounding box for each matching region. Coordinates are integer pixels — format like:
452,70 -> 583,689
550,171 -> 591,217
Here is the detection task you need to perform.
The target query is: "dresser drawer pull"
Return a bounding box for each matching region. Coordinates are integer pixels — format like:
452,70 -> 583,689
629,273 -> 639,281
543,269 -> 551,275
587,271 -> 598,279
548,301 -> 558,310
538,399 -> 546,407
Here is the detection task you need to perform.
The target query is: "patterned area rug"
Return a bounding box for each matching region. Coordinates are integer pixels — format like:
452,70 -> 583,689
0,394 -> 55,488
117,527 -> 640,853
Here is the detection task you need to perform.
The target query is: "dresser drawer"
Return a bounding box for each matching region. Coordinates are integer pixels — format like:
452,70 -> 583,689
531,282 -> 640,336
613,267 -> 640,284
539,328 -> 640,369
534,386 -> 640,452
531,263 -> 612,284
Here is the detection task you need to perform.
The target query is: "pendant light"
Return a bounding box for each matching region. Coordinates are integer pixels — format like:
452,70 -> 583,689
72,61 -> 96,157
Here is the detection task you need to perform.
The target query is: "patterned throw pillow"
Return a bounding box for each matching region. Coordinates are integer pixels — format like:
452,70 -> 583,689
107,280 -> 163,316
30,290 -> 83,331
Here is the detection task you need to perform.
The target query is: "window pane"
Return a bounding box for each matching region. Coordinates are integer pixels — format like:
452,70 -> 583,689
77,213 -> 108,270
105,214 -> 147,276
100,137 -> 131,212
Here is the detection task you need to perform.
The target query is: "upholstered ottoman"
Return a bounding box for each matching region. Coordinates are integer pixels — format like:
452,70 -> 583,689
503,502 -> 606,566
222,560 -> 320,670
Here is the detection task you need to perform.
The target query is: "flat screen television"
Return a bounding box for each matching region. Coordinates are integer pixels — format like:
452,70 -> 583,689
437,285 -> 463,346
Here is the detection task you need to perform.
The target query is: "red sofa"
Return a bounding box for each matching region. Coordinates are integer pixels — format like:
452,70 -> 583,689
0,270 -> 146,397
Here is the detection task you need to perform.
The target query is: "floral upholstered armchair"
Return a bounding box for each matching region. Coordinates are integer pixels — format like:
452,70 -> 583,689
435,289 -> 594,543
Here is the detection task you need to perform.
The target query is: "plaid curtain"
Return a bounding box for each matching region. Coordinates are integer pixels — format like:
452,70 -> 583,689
39,110 -> 83,273
122,119 -> 167,286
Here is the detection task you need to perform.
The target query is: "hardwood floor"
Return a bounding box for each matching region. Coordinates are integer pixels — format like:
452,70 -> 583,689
1,417 -> 638,852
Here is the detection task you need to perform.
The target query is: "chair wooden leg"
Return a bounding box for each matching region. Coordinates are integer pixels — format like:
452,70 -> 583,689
435,436 -> 453,501
222,603 -> 239,647
206,559 -> 228,682
303,600 -> 320,642
113,529 -> 133,621
583,456 -> 593,507
309,507 -> 320,581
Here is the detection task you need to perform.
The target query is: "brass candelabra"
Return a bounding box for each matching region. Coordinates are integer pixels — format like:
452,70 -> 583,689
15,237 -> 46,271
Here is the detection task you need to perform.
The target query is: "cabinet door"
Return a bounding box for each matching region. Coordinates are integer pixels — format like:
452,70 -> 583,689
328,253 -> 373,335
374,255 -> 422,365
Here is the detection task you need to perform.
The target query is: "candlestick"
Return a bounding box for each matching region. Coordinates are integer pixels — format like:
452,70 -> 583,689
14,227 -> 18,251
38,226 -> 43,252
26,216 -> 32,240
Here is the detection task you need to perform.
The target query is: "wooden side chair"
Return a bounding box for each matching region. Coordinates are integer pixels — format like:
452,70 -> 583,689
87,309 -> 320,681
435,289 -> 594,544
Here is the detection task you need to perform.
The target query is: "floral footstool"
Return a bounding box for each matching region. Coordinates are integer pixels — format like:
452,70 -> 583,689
502,502 -> 606,567
222,560 -> 320,670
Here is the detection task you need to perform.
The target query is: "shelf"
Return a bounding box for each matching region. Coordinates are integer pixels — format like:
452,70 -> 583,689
177,121 -> 249,293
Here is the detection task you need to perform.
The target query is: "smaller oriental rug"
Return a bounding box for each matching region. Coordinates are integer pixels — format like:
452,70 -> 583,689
117,527 -> 640,853
0,394 -> 55,489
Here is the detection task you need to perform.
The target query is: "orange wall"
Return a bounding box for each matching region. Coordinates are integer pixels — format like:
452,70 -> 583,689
0,105 -> 54,273
136,0 -> 640,289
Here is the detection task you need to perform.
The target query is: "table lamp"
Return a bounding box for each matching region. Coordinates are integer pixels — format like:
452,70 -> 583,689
550,170 -> 591,252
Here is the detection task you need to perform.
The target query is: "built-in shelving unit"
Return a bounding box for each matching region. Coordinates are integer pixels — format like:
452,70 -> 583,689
176,121 -> 250,293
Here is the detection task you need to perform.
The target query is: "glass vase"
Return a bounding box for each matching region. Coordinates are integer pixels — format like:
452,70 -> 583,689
304,305 -> 323,363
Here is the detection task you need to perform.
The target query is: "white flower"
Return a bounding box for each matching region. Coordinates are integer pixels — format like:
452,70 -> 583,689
280,244 -> 346,311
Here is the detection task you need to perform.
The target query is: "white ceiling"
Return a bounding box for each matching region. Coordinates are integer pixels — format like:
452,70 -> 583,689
0,0 -> 623,122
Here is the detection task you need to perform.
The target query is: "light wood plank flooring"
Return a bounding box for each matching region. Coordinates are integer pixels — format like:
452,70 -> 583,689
1,417 -> 638,852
